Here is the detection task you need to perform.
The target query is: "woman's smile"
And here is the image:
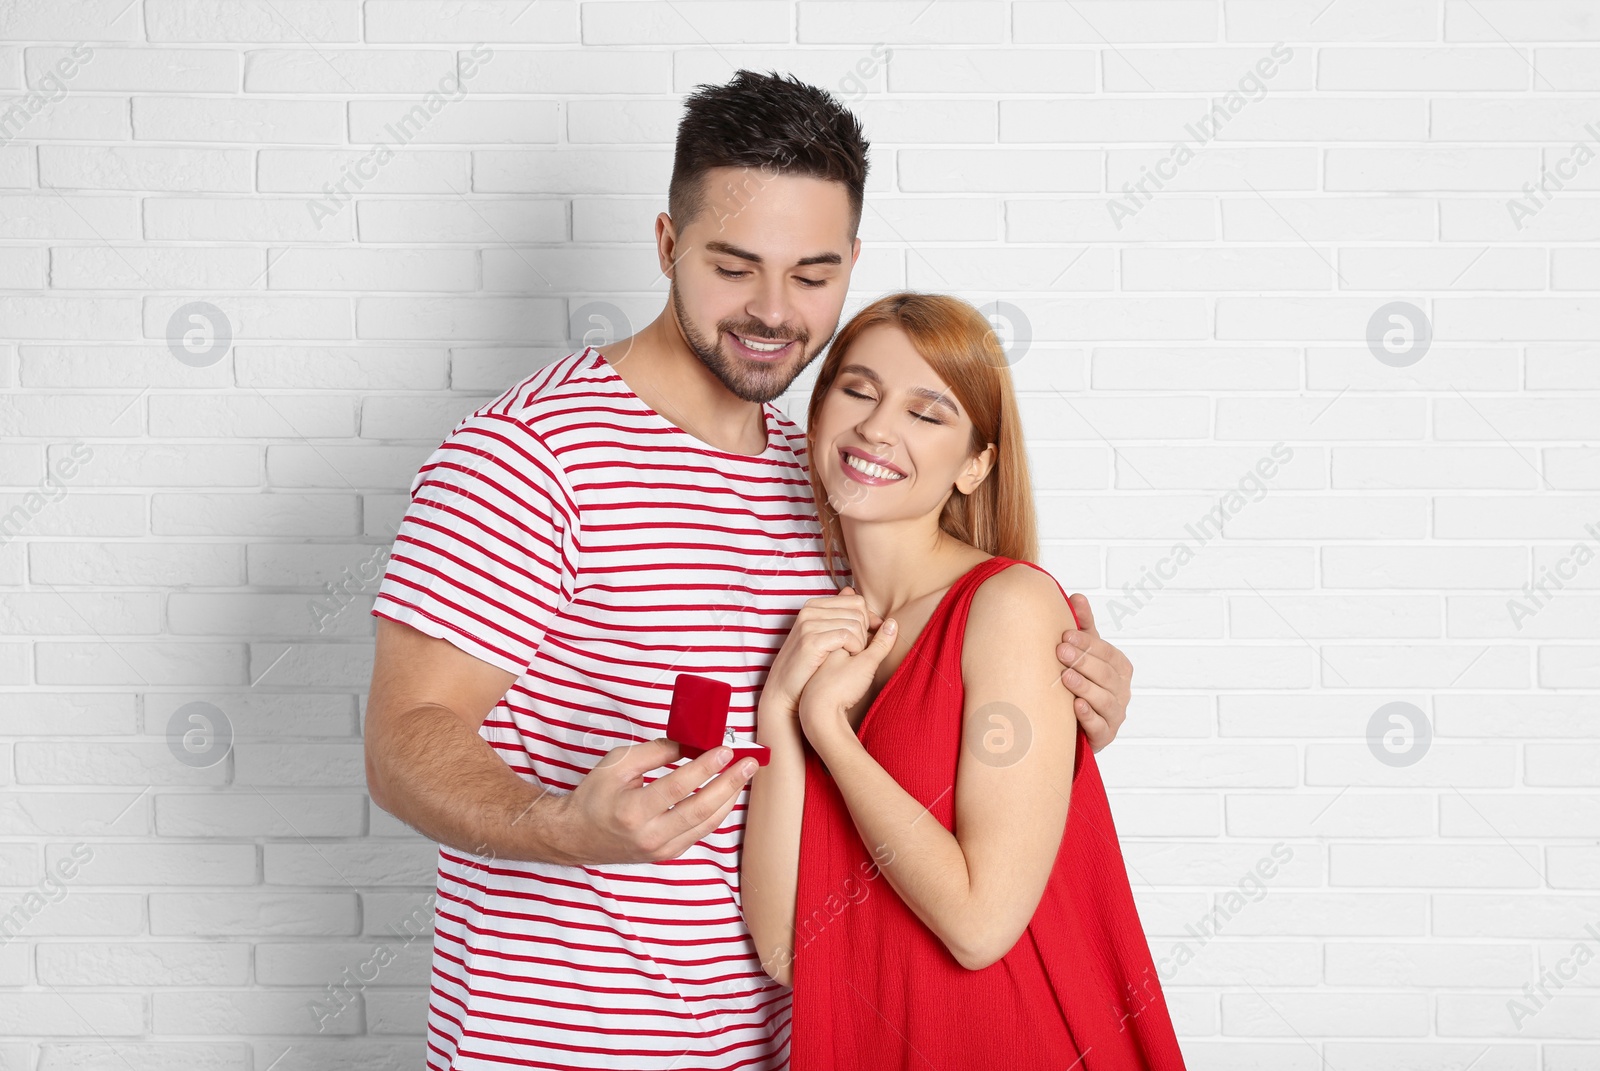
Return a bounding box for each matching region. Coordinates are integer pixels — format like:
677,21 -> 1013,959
839,446 -> 907,485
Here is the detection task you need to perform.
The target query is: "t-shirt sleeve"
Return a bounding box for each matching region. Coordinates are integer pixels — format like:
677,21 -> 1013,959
372,411 -> 578,676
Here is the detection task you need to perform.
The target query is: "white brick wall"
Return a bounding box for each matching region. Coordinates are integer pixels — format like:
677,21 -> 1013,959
1,0 -> 1598,1066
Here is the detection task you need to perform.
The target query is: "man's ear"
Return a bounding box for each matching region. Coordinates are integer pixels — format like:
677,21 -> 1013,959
850,235 -> 862,267
656,212 -> 680,278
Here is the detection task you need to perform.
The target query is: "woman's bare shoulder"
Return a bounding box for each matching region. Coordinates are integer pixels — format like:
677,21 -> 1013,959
962,562 -> 1076,675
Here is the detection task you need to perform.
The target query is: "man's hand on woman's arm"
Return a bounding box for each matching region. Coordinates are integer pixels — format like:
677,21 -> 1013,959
1055,593 -> 1133,753
365,618 -> 755,865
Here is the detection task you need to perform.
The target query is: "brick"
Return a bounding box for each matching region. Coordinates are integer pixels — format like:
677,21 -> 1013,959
1107,147 -> 1318,193
1536,48 -> 1600,90
0,146 -> 29,188
1332,446 -> 1538,489
54,843 -> 255,886
151,493 -> 359,537
244,49 -> 455,93
479,49 -> 671,94
232,743 -> 366,786
1123,246 -> 1330,289
0,1 -> 141,39
0,246 -> 42,288
267,248 -> 475,292
1093,348 -> 1301,391
1014,1 -> 1217,43
40,145 -> 252,192
0,195 -> 139,241
132,96 -> 343,144
1222,196 -> 1435,241
51,245 -> 265,290
1321,46 -> 1530,89
348,99 -> 558,144
1337,246 -> 1545,290
265,842 -> 437,886
156,792 -> 364,837
364,2 -> 578,43
235,347 -> 446,390
1011,197 -> 1217,242
1328,148 -> 1535,191
154,990 -> 359,1035
15,741 -> 230,785
1322,545 -> 1526,589
894,48 -> 1094,93
0,791 -> 150,836
1225,791 -> 1433,838
1224,991 -> 1428,1036
149,395 -> 357,439
150,892 -> 358,936
257,148 -> 469,194
1105,46 -> 1314,91
1445,2 -> 1600,42
265,444 -> 431,489
472,148 -> 670,194
40,1043 -> 251,1071
584,4 -> 770,44
355,297 -> 565,342
355,198 -> 565,242
144,197 -> 353,242
905,246 -> 1113,291
1227,0 -> 1440,42
0,993 -> 144,1036
145,1 -> 360,42
30,46 -> 237,92
37,941 -> 249,986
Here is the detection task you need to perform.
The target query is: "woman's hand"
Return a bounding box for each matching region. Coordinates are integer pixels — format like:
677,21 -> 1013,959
797,617 -> 898,745
761,587 -> 880,717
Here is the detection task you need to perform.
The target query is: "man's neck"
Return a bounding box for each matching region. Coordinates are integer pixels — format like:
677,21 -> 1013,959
599,314 -> 768,456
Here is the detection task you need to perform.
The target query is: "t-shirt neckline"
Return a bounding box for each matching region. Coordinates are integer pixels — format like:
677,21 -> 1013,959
585,346 -> 777,459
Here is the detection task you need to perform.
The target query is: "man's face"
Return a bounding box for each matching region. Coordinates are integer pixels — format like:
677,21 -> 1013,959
658,167 -> 861,404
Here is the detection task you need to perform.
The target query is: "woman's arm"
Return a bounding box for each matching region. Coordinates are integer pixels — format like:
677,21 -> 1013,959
801,565 -> 1079,970
739,693 -> 806,986
738,587 -> 878,986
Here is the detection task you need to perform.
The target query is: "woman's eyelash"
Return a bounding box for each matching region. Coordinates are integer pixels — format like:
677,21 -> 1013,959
841,387 -> 943,425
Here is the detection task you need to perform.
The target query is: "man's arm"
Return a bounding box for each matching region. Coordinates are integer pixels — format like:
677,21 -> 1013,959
365,617 -> 757,865
1057,593 -> 1134,753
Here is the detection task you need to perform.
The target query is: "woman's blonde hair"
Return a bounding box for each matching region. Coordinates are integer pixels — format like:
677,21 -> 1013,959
805,291 -> 1039,585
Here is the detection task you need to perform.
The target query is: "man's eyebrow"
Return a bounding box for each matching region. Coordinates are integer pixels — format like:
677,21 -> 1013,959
838,364 -> 961,416
703,240 -> 843,268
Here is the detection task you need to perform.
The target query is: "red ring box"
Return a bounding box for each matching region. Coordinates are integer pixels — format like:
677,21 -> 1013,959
666,673 -> 770,766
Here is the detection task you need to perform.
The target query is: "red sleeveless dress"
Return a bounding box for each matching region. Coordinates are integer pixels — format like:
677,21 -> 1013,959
788,556 -> 1187,1071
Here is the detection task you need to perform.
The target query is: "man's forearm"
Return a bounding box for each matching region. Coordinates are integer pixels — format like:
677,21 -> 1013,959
367,703 -> 575,864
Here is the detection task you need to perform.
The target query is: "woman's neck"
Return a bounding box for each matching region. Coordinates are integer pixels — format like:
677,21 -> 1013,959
840,519 -> 988,621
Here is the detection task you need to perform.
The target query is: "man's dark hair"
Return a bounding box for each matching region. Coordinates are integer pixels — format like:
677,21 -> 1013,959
669,69 -> 871,236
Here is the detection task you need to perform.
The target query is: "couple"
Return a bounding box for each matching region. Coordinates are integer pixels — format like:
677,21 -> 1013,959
365,70 -> 1184,1069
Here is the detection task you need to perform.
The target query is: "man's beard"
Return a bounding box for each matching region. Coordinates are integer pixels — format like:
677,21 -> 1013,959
671,283 -> 819,404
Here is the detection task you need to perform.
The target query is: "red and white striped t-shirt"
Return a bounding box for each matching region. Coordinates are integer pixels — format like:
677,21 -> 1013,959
373,347 -> 843,1070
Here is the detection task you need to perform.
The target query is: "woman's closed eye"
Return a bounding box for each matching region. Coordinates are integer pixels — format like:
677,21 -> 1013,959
841,387 -> 943,425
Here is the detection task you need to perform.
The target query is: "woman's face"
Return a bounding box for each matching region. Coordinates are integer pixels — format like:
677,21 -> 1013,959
811,322 -> 992,524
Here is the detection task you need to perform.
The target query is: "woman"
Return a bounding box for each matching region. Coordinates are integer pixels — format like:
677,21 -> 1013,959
740,293 -> 1187,1069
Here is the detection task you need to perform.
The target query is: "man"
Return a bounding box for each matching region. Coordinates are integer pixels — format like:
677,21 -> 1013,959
365,70 -> 1136,1070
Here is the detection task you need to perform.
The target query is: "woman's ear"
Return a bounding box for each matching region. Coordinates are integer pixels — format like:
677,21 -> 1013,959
956,442 -> 997,495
